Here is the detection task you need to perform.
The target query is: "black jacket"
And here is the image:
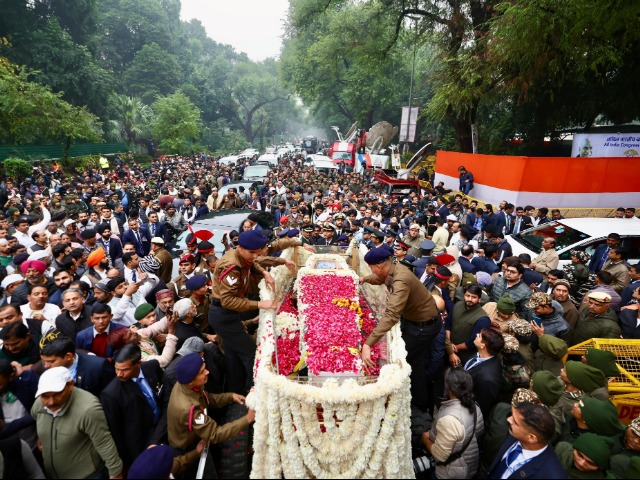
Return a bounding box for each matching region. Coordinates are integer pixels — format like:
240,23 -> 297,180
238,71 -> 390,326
76,352 -> 115,397
468,355 -> 502,421
488,435 -> 567,479
55,306 -> 94,342
100,360 -> 163,466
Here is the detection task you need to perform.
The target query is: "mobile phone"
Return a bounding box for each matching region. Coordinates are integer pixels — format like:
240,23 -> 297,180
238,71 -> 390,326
532,316 -> 543,327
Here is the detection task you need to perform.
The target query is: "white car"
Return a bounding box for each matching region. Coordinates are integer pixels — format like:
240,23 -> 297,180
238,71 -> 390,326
218,155 -> 239,166
238,148 -> 259,159
264,147 -> 277,155
256,153 -> 279,167
507,217 -> 640,267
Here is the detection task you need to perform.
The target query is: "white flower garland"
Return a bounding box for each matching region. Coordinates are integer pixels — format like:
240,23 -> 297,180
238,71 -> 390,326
248,247 -> 415,479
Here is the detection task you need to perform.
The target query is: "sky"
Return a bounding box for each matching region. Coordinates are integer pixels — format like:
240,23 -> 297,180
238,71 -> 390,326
179,0 -> 290,62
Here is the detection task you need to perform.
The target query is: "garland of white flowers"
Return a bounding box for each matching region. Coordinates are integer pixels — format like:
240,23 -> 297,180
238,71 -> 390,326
248,247 -> 415,479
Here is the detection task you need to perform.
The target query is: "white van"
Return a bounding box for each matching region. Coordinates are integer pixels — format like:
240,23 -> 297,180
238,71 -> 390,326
218,155 -> 239,166
507,217 -> 640,267
256,153 -> 279,167
308,155 -> 338,174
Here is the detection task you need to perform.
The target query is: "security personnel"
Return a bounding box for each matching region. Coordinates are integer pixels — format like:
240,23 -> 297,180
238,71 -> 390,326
209,230 -> 277,394
186,274 -> 211,333
168,353 -> 254,477
194,241 -> 214,276
168,254 -> 197,299
300,225 -> 316,245
316,222 -> 338,246
360,247 -> 443,412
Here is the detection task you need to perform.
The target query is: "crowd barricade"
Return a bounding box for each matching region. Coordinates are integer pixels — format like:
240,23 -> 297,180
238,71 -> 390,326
567,338 -> 640,425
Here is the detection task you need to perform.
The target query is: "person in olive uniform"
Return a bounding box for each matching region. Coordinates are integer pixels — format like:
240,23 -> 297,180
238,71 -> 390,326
168,254 -> 197,300
360,247 -> 443,412
208,230 -> 278,394
168,354 -> 254,477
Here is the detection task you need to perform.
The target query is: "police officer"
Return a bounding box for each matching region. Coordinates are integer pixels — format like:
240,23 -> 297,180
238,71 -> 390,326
208,230 -> 278,394
168,353 -> 254,477
360,247 -> 444,412
300,225 -> 316,245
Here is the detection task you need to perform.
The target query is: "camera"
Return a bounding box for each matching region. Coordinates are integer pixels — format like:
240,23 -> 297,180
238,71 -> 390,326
413,455 -> 432,474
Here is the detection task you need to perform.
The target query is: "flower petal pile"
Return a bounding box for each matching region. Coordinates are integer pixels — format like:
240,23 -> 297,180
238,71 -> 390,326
298,274 -> 362,375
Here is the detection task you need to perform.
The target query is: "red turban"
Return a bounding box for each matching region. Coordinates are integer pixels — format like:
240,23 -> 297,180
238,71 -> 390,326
20,260 -> 47,275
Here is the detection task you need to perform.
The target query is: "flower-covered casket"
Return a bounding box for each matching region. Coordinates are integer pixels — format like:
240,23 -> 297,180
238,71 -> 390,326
246,242 -> 414,479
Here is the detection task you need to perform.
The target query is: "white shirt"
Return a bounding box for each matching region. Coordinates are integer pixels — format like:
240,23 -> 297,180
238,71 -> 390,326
20,303 -> 59,334
500,442 -> 548,479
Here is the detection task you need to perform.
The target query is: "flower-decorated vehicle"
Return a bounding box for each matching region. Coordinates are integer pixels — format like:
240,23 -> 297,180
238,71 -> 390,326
246,243 -> 414,479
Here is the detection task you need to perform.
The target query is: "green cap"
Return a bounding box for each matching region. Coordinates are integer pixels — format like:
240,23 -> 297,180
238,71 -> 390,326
579,398 -> 624,437
539,334 -> 568,360
585,348 -> 620,377
573,433 -> 613,469
497,294 -> 516,314
134,303 -> 154,321
566,360 -> 606,392
461,272 -> 477,286
531,370 -> 563,406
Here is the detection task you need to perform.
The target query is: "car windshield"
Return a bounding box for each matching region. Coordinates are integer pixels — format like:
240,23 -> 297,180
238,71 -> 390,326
511,221 -> 591,253
332,152 -> 352,161
243,165 -> 269,179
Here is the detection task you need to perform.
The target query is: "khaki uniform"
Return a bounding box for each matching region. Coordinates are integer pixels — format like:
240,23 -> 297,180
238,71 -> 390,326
602,260 -> 631,294
364,263 -> 439,347
168,273 -> 193,299
219,194 -> 242,210
168,383 -> 249,451
191,294 -> 211,333
402,234 -> 426,258
153,247 -> 174,284
363,262 -> 440,411
482,301 -> 519,333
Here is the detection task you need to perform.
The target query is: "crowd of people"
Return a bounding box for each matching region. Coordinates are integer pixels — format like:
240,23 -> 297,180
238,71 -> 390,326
0,151 -> 638,479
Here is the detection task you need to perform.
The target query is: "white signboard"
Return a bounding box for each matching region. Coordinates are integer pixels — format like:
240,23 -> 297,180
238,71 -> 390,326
572,133 -> 640,157
399,107 -> 419,142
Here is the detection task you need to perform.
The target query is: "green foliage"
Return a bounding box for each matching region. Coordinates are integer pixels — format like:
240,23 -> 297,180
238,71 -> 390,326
107,95 -> 153,148
0,54 -> 103,145
121,43 -> 182,104
2,157 -> 31,181
58,154 -> 101,173
151,92 -> 201,153
282,0 -> 411,133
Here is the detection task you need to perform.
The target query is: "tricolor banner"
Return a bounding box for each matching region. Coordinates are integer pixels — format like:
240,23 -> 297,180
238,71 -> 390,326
434,151 -> 640,208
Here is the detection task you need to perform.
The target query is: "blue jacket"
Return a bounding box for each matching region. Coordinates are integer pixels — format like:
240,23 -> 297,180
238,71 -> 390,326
147,222 -> 168,242
76,352 -> 116,398
0,369 -> 39,439
459,256 -> 478,274
122,226 -> 152,256
488,435 -> 567,479
621,280 -> 640,308
76,322 -> 127,359
472,256 -> 500,275
492,212 -> 514,234
588,243 -> 610,272
466,213 -> 491,234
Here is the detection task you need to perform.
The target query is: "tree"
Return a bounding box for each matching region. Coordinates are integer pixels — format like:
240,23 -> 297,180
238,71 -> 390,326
107,95 -> 153,148
151,92 -> 201,153
121,43 -> 182,104
3,158 -> 31,181
282,0 -> 412,133
0,53 -> 102,147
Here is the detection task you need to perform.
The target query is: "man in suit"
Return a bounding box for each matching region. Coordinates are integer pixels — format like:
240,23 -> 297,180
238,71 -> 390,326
147,212 -> 167,242
493,203 -> 515,235
464,327 -> 504,421
488,402 -> 567,479
76,303 -> 126,359
40,336 -> 115,398
588,233 -> 622,273
466,207 -> 491,235
122,219 -> 151,257
459,245 -> 479,274
510,206 -> 534,235
101,344 -> 164,468
96,223 -> 123,267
